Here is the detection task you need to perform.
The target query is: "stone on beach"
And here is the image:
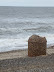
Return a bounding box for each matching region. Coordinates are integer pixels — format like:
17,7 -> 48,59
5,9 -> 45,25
28,35 -> 47,57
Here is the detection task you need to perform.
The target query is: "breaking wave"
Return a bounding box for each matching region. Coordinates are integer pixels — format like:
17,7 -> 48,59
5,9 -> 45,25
23,26 -> 54,33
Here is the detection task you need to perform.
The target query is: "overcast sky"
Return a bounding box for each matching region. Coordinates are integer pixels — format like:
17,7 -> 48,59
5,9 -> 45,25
0,0 -> 54,6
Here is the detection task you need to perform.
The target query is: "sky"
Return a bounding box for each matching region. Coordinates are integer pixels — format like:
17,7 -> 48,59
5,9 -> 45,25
0,0 -> 54,6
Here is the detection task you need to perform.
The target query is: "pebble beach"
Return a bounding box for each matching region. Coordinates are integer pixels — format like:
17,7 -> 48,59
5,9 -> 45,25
0,46 -> 54,72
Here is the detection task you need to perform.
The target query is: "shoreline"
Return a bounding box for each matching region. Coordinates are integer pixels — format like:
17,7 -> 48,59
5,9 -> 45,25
0,44 -> 54,54
0,43 -> 54,53
0,45 -> 54,60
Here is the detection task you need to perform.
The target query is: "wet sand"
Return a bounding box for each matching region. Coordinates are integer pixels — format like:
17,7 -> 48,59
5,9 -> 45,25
0,46 -> 54,60
0,46 -> 54,72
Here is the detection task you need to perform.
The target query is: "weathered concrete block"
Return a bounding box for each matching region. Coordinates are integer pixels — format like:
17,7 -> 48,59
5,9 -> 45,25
28,35 -> 47,57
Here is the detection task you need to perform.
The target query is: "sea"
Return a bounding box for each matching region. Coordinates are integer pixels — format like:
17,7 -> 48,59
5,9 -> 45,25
0,6 -> 54,52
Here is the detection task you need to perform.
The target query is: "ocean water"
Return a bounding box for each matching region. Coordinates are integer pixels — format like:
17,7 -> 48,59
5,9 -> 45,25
0,7 -> 54,52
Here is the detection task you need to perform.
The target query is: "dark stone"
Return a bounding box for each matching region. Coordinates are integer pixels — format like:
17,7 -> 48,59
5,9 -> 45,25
28,35 -> 47,57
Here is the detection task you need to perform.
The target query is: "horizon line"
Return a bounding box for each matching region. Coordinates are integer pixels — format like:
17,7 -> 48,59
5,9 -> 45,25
0,6 -> 54,7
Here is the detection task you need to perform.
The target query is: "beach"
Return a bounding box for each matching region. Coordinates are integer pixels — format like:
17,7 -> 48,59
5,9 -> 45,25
0,46 -> 54,72
0,7 -> 54,72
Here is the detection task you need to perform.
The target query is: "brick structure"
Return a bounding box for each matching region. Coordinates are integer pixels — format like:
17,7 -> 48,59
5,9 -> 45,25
28,35 -> 47,57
